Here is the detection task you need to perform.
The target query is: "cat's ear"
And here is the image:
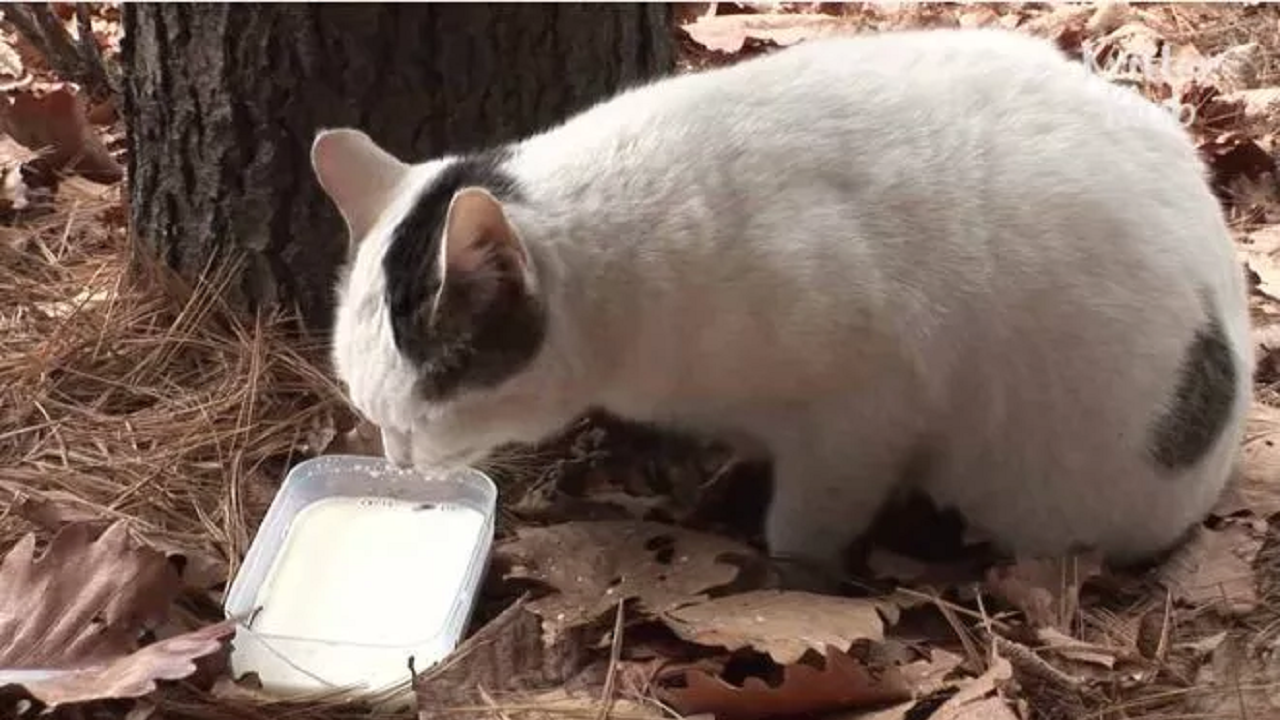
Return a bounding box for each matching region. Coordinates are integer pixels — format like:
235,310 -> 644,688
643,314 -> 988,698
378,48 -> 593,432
432,187 -> 536,316
311,128 -> 409,243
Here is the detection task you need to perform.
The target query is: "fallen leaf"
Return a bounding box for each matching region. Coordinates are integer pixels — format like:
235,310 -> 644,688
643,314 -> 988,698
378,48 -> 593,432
982,553 -> 1103,629
481,688 -> 669,720
495,521 -> 754,645
1086,1 -> 1129,36
1199,133 -> 1276,203
929,655 -> 1014,720
0,522 -> 178,668
1214,401 -> 1280,518
1209,42 -> 1264,92
1157,521 -> 1264,617
0,83 -> 121,183
8,493 -> 227,591
898,647 -> 966,697
661,590 -> 887,665
0,522 -> 230,707
0,29 -> 29,91
416,595 -> 590,716
1035,627 -> 1118,669
1220,87 -> 1280,141
1,619 -> 236,708
937,696 -> 1020,720
1188,630 -> 1280,717
680,13 -> 855,54
1242,226 -> 1280,302
660,646 -> 911,720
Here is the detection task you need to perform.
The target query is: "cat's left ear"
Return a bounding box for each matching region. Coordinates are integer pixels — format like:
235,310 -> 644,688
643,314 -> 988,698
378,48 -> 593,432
311,128 -> 410,244
433,187 -> 537,312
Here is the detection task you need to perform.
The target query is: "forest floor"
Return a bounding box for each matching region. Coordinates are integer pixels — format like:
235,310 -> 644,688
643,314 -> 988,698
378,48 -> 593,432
4,2 -> 1280,719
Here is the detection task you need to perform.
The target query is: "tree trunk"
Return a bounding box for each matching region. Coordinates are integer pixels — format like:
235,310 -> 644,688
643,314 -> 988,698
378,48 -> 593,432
123,3 -> 673,330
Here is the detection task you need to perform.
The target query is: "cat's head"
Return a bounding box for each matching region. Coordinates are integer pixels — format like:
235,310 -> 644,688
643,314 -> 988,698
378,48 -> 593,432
311,129 -> 577,469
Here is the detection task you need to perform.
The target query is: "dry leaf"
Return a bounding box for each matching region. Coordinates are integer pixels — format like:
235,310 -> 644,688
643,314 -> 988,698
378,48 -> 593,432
415,595 -> 589,715
9,493 -> 227,592
481,688 -> 669,720
1243,226 -> 1280,302
0,83 -> 121,183
0,522 -> 231,707
1215,401 -> 1280,518
660,646 -> 911,720
2,619 -> 236,708
1224,87 -> 1280,137
1086,1 -> 1129,36
680,13 -> 855,54
0,522 -> 178,668
1157,521 -> 1264,616
898,647 -> 966,697
661,590 -> 887,665
1035,627 -> 1118,669
1209,42 -> 1264,92
983,553 -> 1103,629
938,696 -> 1020,720
930,655 -> 1014,720
496,521 -> 754,644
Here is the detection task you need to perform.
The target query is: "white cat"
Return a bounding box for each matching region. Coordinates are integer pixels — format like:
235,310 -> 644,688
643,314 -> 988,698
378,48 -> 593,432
311,28 -> 1253,584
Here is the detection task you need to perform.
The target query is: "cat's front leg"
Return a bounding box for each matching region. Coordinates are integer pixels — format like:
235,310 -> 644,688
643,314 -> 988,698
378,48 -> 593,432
765,441 -> 902,593
381,426 -> 412,467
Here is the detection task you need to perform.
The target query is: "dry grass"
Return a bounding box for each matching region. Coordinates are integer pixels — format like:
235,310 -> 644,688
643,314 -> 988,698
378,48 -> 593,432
0,179 -> 352,584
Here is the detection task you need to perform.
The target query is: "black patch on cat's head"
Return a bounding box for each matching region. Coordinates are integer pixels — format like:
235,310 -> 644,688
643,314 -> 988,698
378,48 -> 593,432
381,149 -> 546,401
1148,309 -> 1238,471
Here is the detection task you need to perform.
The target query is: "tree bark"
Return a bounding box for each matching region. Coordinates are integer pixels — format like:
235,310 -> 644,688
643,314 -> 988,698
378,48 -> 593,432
123,4 -> 673,330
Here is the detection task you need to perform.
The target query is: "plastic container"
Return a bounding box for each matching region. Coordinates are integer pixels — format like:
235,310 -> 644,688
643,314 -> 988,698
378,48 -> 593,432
223,454 -> 497,699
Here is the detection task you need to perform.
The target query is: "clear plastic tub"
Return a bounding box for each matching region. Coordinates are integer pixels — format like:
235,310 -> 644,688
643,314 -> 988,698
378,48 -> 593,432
223,454 -> 496,699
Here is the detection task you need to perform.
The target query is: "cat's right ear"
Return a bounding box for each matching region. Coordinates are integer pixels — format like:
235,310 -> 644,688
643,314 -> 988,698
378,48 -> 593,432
311,128 -> 410,243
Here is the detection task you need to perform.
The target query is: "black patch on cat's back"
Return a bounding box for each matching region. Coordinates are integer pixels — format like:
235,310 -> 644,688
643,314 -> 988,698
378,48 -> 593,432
1148,310 -> 1238,471
382,148 -> 544,400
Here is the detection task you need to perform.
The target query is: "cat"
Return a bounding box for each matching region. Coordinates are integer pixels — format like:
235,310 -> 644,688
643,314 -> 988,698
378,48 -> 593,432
310,27 -> 1253,586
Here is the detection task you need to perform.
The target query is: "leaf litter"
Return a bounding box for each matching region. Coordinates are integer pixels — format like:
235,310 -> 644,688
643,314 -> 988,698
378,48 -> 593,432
0,521 -> 234,709
6,3 -> 1280,720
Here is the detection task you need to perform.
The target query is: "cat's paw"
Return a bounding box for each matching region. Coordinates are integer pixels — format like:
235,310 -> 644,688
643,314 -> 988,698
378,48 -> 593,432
765,554 -> 845,595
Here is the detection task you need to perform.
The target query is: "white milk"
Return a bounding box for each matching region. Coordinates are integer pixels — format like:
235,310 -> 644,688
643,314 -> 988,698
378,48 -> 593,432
229,496 -> 487,694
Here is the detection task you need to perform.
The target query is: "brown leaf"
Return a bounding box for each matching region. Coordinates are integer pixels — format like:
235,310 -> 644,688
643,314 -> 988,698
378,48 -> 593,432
0,83 -> 121,183
1199,133 -> 1275,202
0,522 -> 231,707
0,522 -> 178,668
1224,87 -> 1280,136
1035,627 -> 1118,669
1214,401 -> 1280,518
1242,226 -> 1280,302
1156,520 -> 1264,617
680,13 -> 856,54
983,553 -> 1103,629
495,521 -> 754,644
9,493 -> 227,592
415,595 -> 590,716
1209,42 -> 1264,92
661,590 -> 887,665
937,696 -> 1021,720
660,646 -> 911,720
476,688 -> 669,720
4,619 -> 236,708
1086,1 -> 1130,37
930,655 -> 1014,720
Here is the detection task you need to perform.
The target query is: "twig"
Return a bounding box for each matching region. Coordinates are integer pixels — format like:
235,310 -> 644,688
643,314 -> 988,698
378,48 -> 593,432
596,600 -> 627,720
